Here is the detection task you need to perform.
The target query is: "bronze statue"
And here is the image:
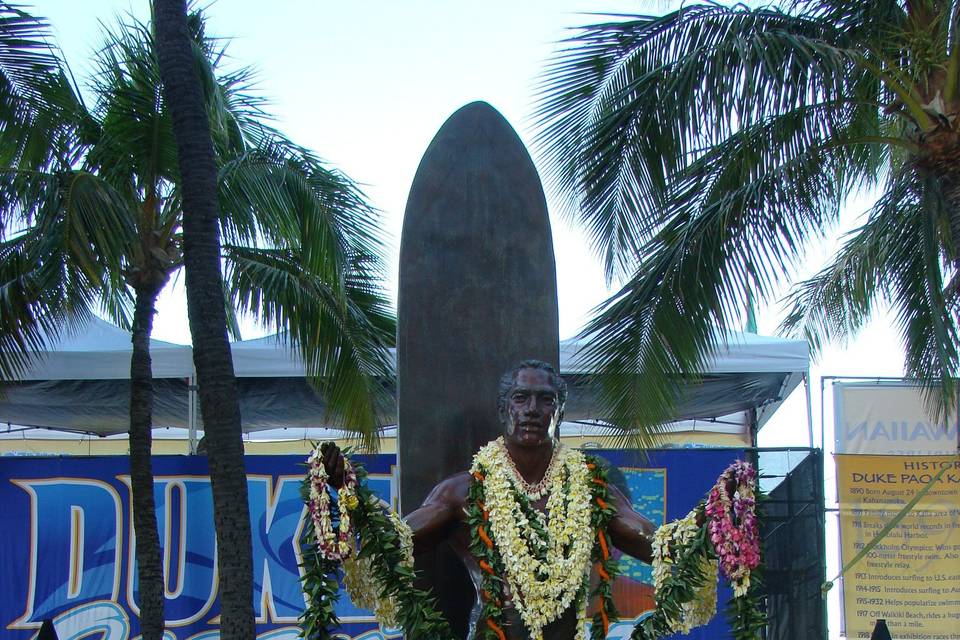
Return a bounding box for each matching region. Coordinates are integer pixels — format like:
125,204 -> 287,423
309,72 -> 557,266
323,360 -> 657,640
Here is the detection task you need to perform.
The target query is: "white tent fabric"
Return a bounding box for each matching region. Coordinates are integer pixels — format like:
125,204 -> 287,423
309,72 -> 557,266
559,332 -> 807,429
559,331 -> 808,375
1,316 -> 808,437
15,316 -> 193,380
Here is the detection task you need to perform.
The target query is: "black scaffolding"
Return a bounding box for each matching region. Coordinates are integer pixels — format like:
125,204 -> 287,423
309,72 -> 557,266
756,447 -> 827,640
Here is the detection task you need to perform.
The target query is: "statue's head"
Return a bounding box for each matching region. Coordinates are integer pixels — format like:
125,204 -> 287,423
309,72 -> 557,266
497,359 -> 566,446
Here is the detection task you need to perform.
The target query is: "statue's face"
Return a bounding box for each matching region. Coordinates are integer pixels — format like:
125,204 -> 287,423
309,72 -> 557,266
503,368 -> 560,448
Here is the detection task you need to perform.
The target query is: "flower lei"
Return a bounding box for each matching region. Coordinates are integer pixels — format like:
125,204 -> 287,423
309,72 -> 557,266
306,444 -> 359,560
634,460 -> 765,640
467,438 -> 618,640
300,443 -> 453,640
342,509 -> 415,627
706,460 -> 760,597
650,509 -> 718,634
707,460 -> 765,640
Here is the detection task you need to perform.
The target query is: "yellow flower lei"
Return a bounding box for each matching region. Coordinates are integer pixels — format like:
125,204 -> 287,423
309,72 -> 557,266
651,508 -> 718,634
343,509 -> 415,628
471,438 -> 594,640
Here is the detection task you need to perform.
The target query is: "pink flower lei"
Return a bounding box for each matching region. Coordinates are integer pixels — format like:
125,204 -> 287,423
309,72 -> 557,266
705,460 -> 760,596
307,444 -> 359,561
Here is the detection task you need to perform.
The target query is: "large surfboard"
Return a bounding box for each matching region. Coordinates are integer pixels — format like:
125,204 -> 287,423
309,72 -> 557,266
397,101 -> 560,637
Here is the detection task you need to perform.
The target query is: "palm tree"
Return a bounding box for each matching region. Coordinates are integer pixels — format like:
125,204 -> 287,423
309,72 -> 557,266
534,0 -> 960,439
0,5 -> 394,639
153,1 -> 254,635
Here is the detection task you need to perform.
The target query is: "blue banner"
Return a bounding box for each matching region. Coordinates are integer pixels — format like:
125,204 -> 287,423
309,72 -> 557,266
0,449 -> 741,639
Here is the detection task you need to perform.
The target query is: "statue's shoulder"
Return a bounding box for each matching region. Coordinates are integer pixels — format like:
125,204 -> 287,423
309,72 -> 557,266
428,471 -> 472,505
440,470 -> 473,487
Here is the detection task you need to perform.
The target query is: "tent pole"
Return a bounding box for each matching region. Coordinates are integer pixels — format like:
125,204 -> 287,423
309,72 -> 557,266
804,372 -> 814,448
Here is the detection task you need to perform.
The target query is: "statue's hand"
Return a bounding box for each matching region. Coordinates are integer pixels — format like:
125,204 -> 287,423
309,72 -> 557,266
726,476 -> 738,498
320,441 -> 346,489
697,476 -> 740,528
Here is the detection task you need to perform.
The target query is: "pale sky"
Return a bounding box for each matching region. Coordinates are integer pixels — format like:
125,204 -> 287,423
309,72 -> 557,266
37,4 -> 912,635
39,0 -> 906,354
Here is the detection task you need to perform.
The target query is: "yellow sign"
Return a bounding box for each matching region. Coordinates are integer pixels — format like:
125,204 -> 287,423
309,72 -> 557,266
837,455 -> 960,639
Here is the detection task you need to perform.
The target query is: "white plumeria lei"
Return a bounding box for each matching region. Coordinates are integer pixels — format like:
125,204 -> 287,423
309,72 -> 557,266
342,507 -> 415,628
575,577 -> 590,640
306,443 -> 359,561
651,508 -> 718,634
471,438 -> 594,640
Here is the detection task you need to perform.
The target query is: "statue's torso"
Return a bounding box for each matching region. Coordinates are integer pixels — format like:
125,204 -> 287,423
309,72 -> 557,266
440,473 -> 582,640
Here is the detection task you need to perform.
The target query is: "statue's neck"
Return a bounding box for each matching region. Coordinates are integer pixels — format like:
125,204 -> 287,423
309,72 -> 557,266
503,440 -> 555,485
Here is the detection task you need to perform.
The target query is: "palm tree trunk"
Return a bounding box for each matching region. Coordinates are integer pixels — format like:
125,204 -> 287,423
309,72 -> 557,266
935,142 -> 960,263
153,2 -> 255,638
917,128 -> 960,264
945,185 -> 960,267
129,286 -> 165,640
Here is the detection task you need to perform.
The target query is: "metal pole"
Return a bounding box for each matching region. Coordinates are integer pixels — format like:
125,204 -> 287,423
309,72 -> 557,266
804,372 -> 814,448
820,376 -> 827,453
816,448 -> 829,639
188,374 -> 198,454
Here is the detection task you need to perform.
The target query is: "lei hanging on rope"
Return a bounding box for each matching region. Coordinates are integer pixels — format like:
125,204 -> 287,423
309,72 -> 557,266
707,461 -> 761,597
300,441 -> 765,640
707,460 -> 765,639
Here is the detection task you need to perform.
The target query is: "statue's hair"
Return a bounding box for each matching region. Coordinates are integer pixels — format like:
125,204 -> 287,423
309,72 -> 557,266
496,359 -> 567,419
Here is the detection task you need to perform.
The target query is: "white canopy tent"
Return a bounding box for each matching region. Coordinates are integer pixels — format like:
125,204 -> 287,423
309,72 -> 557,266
559,332 -> 808,429
0,316 -> 809,446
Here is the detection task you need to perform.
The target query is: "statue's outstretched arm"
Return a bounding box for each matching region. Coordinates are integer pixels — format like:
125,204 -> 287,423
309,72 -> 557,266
607,483 -> 656,563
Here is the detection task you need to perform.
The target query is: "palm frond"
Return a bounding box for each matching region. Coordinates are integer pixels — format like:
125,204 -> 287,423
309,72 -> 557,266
225,246 -> 395,449
218,138 -> 387,282
0,167 -> 134,266
529,2 -> 960,437
780,168 -> 912,352
567,106 -> 910,439
534,4 -> 893,280
0,5 -> 394,442
88,14 -> 178,197
790,166 -> 960,418
0,4 -> 61,97
0,239 -> 61,380
0,227 -> 117,380
0,166 -> 134,356
889,174 -> 959,418
0,5 -> 88,178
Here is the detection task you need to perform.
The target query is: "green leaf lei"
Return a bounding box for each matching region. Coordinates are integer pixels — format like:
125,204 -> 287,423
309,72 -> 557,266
586,458 -> 621,640
300,457 -> 455,640
299,476 -> 344,640
630,505 -> 715,640
726,490 -> 766,640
